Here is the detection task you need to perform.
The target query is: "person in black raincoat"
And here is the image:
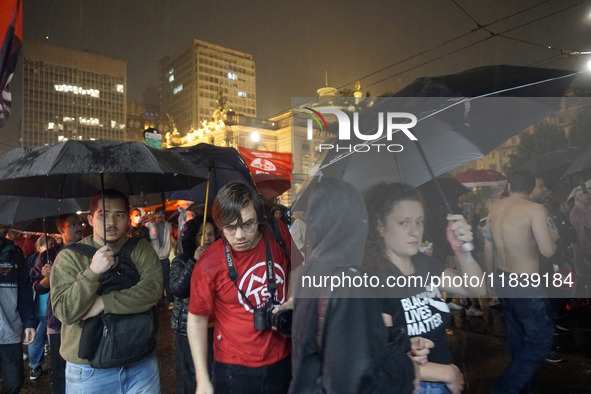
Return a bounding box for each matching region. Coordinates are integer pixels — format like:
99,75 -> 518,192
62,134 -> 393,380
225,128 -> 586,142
289,177 -> 424,394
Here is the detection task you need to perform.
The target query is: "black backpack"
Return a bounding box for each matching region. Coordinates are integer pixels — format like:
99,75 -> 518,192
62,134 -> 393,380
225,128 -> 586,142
66,238 -> 158,368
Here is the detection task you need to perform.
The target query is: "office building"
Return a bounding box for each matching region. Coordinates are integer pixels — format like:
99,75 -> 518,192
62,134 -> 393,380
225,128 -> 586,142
20,40 -> 126,147
160,39 -> 256,136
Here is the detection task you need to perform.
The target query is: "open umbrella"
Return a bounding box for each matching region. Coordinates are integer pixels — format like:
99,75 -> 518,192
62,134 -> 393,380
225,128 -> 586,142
0,140 -> 207,243
0,195 -> 84,228
168,143 -> 254,245
168,143 -> 254,203
520,147 -> 581,187
252,174 -> 290,200
562,145 -> 591,178
0,140 -> 205,198
313,65 -> 576,198
455,169 -> 506,188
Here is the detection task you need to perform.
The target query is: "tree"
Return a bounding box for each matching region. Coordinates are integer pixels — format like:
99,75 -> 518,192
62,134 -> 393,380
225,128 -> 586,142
504,121 -> 568,174
568,104 -> 591,149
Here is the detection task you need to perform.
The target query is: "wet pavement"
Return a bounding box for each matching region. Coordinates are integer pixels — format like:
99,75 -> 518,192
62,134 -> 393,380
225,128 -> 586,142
16,300 -> 591,393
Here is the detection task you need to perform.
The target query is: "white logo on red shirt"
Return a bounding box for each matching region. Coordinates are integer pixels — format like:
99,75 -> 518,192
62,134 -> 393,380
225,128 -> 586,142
238,262 -> 286,312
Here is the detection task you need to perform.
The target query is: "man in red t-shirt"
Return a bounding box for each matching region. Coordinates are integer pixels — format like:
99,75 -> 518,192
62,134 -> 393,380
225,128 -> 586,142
187,182 -> 292,394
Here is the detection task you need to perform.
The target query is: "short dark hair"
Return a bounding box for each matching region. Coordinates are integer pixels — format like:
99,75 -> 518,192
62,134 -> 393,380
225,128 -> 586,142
508,170 -> 535,195
55,213 -> 79,231
154,206 -> 165,214
212,182 -> 263,229
89,189 -> 130,215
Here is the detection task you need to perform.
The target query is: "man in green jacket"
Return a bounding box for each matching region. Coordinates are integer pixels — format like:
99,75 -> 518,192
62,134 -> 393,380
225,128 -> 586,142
51,189 -> 163,393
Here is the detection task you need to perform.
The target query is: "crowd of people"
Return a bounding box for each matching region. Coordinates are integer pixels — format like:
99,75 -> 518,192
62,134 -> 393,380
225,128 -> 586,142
0,170 -> 589,393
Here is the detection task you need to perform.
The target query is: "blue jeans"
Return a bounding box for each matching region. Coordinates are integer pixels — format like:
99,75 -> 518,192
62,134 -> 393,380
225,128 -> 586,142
65,354 -> 160,394
417,381 -> 450,394
212,356 -> 291,394
493,291 -> 554,394
28,316 -> 47,369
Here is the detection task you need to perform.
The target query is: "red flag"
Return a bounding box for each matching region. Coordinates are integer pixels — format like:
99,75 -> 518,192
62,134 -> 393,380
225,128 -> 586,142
0,0 -> 22,128
238,147 -> 292,181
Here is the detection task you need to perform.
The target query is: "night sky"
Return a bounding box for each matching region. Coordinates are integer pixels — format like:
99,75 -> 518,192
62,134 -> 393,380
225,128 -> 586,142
20,0 -> 591,119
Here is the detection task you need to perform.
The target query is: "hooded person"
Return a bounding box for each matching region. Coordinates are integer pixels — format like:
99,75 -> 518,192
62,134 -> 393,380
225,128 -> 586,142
288,177 -> 416,394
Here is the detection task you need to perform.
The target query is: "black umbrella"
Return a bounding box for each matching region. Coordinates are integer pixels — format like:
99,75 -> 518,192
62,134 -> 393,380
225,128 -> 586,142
0,195 -> 85,231
168,143 -> 254,204
167,143 -> 254,245
0,140 -> 206,198
0,140 -> 207,243
562,145 -> 591,178
520,147 -> 581,186
315,65 -> 577,200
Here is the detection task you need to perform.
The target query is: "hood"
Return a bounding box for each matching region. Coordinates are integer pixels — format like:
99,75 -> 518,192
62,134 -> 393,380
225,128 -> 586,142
304,177 -> 368,275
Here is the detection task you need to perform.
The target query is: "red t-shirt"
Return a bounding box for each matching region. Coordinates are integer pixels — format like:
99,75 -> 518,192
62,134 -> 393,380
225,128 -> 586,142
189,230 -> 291,367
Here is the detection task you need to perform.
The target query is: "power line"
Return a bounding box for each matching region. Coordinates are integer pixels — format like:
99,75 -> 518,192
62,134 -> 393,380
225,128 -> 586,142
362,0 -> 584,90
336,0 -> 555,91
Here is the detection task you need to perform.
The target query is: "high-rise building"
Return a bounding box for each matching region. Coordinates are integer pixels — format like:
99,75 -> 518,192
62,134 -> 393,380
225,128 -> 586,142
160,39 -> 256,136
20,40 -> 126,147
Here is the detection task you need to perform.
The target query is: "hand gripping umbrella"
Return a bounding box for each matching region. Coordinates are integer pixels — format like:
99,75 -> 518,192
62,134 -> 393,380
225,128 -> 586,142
168,143 -> 255,246
310,65 -> 577,251
0,140 -> 207,244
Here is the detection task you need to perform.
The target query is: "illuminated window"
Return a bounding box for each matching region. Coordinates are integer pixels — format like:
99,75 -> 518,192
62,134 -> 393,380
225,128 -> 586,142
238,91 -> 247,98
227,72 -> 237,80
116,84 -> 124,93
169,74 -> 174,83
54,84 -> 99,98
173,84 -> 183,95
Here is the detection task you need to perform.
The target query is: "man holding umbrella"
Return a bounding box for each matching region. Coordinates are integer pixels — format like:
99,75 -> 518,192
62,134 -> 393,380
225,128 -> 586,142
50,189 -> 163,393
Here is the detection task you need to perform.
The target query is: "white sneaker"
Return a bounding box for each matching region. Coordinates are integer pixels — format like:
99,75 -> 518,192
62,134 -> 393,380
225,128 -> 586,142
447,302 -> 463,311
465,306 -> 484,317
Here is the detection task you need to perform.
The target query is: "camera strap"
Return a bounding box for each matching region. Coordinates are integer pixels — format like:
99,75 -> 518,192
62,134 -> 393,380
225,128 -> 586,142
224,231 -> 277,311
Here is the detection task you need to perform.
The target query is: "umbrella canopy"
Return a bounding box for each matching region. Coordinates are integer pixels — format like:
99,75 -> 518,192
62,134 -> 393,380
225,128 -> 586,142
252,174 -> 290,200
168,143 -> 254,204
520,147 -> 581,187
563,146 -> 591,178
418,173 -> 469,209
0,140 -> 207,199
314,65 -> 576,197
0,195 -> 85,233
455,169 -> 506,188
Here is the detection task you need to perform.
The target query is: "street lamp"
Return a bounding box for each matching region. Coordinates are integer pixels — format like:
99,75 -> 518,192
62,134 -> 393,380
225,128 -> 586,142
250,131 -> 260,149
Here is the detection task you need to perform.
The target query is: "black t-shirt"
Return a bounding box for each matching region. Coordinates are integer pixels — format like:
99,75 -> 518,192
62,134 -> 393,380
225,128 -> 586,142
380,253 -> 453,365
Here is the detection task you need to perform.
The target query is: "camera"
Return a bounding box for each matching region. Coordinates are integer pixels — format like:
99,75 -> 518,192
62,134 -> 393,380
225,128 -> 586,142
253,300 -> 292,337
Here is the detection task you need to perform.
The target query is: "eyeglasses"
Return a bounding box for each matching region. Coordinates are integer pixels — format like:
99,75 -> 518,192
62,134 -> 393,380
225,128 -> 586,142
222,219 -> 258,236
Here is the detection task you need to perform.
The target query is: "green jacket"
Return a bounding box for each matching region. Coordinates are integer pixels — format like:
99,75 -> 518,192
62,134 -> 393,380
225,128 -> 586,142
50,235 -> 163,364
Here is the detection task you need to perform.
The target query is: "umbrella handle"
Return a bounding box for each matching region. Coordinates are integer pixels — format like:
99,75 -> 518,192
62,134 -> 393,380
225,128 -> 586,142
201,172 -> 211,247
460,242 -> 474,252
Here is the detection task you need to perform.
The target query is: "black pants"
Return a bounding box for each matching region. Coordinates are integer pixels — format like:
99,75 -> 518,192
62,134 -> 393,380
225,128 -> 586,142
212,356 -> 291,394
49,333 -> 66,394
175,328 -> 215,394
160,258 -> 173,304
0,343 -> 24,394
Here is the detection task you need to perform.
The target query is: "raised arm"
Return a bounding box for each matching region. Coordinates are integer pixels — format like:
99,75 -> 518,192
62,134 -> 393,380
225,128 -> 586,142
531,204 -> 557,258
